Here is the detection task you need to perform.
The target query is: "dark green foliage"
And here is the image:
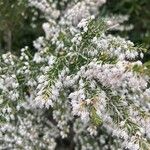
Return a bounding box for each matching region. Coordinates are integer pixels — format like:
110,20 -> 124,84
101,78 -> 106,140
100,0 -> 150,63
0,0 -> 44,54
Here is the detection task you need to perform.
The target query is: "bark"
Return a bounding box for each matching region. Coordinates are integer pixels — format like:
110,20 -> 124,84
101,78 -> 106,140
4,29 -> 12,51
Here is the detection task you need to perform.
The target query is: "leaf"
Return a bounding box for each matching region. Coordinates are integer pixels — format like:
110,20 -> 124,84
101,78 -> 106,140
90,107 -> 103,126
0,115 -> 6,123
144,61 -> 150,68
140,140 -> 150,150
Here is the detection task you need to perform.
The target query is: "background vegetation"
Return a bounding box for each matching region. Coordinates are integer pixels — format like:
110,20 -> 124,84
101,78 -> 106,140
101,0 -> 150,62
0,0 -> 149,58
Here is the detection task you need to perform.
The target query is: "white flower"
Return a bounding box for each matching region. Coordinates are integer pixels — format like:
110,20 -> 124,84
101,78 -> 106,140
87,126 -> 97,136
78,18 -> 88,28
43,22 -> 50,39
37,77 -> 44,84
48,55 -> 55,66
33,53 -> 43,63
80,111 -> 90,123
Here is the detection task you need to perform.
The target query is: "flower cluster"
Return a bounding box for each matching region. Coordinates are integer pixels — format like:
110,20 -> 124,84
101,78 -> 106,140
0,0 -> 150,149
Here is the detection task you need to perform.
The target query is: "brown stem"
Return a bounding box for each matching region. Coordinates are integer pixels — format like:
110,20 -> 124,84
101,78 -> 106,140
4,29 -> 12,51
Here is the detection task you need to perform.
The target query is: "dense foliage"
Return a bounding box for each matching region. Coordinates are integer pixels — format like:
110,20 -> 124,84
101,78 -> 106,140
102,0 -> 150,48
0,0 -> 149,55
101,0 -> 150,62
0,0 -> 150,149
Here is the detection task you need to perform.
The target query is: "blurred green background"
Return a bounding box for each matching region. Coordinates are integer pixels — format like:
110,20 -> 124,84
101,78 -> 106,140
0,0 -> 44,55
0,0 -> 149,60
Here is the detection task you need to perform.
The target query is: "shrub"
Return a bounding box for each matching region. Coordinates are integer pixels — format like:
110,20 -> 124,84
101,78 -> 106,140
0,0 -> 150,149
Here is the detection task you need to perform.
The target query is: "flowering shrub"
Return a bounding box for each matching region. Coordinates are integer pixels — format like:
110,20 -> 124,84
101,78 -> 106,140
0,0 -> 150,149
102,0 -> 150,49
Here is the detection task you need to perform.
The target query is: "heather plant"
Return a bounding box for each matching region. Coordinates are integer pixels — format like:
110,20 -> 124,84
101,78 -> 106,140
101,0 -> 150,61
0,0 -> 150,149
115,0 -> 149,46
